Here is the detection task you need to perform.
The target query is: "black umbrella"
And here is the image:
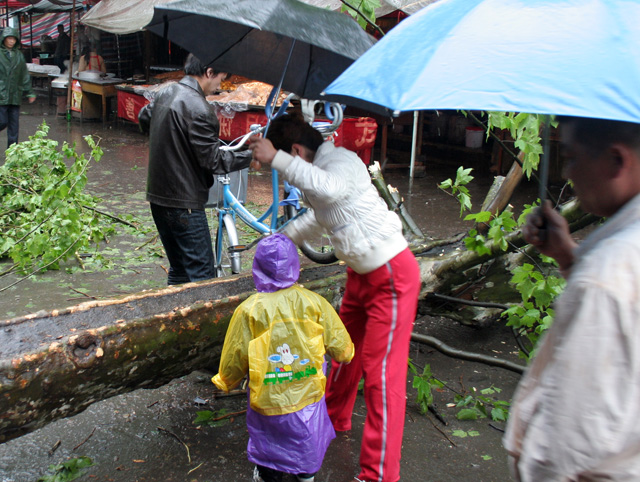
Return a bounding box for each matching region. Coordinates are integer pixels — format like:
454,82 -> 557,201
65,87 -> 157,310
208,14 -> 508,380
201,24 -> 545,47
144,0 -> 375,100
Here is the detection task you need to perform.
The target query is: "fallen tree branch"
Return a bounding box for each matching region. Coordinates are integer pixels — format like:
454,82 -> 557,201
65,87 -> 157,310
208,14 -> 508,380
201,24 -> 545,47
82,205 -> 138,229
426,293 -> 509,310
0,263 -> 17,277
411,333 -> 525,374
0,235 -> 83,293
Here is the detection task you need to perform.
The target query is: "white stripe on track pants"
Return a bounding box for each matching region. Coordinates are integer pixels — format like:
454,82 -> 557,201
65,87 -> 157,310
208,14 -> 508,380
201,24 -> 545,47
326,248 -> 421,482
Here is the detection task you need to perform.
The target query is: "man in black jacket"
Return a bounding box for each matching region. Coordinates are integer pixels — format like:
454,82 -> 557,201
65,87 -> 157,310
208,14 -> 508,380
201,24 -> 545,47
53,24 -> 70,73
139,54 -> 252,285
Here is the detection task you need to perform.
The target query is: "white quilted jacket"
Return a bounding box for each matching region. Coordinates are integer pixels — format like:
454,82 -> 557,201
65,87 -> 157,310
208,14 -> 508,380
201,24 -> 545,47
272,141 -> 407,274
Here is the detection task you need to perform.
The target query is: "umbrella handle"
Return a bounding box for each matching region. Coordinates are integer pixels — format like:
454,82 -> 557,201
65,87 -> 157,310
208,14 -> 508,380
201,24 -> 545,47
314,102 -> 343,138
265,87 -> 293,120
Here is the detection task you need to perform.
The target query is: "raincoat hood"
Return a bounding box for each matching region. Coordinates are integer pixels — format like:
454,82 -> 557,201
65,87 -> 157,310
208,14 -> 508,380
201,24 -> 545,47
1,27 -> 20,46
252,233 -> 300,293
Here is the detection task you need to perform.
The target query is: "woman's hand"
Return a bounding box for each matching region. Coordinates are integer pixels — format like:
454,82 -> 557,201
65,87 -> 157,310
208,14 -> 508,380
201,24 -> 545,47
249,136 -> 277,166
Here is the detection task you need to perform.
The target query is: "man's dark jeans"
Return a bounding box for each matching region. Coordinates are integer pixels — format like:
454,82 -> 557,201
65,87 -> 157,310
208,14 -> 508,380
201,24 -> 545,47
0,105 -> 20,147
150,203 -> 216,285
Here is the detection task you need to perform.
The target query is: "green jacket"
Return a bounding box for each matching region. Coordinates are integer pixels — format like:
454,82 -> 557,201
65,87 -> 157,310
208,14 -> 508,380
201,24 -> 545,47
0,27 -> 35,105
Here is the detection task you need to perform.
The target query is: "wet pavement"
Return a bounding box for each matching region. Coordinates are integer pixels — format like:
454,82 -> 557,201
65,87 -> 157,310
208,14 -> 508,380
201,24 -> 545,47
0,96 -> 537,481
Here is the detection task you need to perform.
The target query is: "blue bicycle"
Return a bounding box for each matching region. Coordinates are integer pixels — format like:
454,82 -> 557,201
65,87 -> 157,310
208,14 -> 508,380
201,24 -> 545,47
209,94 -> 342,276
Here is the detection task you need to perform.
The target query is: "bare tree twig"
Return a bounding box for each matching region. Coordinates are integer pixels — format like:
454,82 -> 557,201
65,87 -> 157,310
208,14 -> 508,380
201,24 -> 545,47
340,0 -> 386,37
212,409 -> 247,422
73,426 -> 96,451
136,234 -> 158,251
48,440 -> 61,457
158,426 -> 191,463
427,414 -> 457,447
69,287 -> 94,299
82,205 -> 138,229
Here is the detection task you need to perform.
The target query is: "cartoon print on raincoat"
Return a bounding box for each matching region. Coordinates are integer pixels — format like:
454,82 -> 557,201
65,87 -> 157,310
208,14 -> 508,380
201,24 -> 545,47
264,343 -> 317,385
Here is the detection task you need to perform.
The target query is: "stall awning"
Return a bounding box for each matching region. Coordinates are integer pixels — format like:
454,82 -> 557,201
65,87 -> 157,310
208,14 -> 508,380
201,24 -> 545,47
81,0 -> 175,34
3,1 -> 31,8
19,11 -> 70,45
12,0 -> 82,13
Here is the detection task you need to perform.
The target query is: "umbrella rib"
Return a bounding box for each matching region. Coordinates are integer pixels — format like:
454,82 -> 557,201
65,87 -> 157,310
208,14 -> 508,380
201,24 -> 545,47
301,41 -> 313,97
208,30 -> 255,65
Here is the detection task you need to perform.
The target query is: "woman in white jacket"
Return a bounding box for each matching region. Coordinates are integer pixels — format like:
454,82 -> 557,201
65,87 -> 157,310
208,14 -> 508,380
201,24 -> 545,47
250,113 -> 421,482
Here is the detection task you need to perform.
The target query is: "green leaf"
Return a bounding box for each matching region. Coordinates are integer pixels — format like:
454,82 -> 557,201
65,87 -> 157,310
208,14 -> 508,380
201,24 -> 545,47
491,408 -> 507,422
456,166 -> 474,184
457,408 -> 479,420
37,456 -> 94,482
193,409 -> 230,427
464,211 -> 492,223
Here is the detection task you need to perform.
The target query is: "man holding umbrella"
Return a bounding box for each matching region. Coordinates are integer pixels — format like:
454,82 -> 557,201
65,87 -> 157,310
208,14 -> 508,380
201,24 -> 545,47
139,54 -> 252,285
505,116 -> 640,481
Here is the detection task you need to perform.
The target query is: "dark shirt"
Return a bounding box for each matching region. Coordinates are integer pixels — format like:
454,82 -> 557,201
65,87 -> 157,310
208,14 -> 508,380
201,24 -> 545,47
54,32 -> 70,58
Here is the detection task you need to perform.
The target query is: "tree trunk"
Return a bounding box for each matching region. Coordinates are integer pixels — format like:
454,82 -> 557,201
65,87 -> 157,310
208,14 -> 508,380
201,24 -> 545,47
0,200 -> 597,444
476,156 -> 525,234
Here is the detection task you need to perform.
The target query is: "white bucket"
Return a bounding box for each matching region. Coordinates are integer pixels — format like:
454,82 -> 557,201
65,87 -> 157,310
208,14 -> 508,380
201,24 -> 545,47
465,126 -> 484,148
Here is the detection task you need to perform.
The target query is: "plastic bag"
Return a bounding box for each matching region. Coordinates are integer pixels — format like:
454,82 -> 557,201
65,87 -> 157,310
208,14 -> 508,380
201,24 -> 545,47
70,80 -> 82,112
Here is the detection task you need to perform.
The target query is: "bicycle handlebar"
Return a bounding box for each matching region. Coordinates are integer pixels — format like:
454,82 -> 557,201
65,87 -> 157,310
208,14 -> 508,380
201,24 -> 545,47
219,124 -> 265,152
219,88 -> 344,152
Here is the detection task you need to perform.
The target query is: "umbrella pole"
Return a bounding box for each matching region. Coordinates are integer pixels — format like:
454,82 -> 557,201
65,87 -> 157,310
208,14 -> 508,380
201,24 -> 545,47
538,119 -> 550,203
266,39 -> 295,231
29,12 -> 33,61
409,110 -> 419,183
66,0 -> 76,121
265,39 -> 295,129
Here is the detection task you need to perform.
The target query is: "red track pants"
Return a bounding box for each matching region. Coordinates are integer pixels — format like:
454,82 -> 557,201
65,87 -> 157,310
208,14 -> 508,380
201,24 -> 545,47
326,248 -> 421,482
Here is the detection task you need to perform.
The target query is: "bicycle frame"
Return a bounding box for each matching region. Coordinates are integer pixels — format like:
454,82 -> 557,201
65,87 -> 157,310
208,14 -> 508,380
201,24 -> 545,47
219,169 -> 279,235
211,90 -> 344,275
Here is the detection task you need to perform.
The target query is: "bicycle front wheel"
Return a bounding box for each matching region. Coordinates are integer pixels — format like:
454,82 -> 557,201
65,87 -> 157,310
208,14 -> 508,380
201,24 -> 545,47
284,205 -> 338,265
216,213 -> 242,277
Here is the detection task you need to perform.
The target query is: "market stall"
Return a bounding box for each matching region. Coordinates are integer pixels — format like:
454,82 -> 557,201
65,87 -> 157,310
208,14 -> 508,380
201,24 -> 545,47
116,75 -> 377,162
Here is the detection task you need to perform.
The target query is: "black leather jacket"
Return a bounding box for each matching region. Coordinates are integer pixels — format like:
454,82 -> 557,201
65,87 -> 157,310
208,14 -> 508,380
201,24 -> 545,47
139,75 -> 252,210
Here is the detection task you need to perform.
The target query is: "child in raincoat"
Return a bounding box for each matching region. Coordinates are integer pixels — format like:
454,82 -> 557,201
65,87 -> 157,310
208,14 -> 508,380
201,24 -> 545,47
212,233 -> 354,482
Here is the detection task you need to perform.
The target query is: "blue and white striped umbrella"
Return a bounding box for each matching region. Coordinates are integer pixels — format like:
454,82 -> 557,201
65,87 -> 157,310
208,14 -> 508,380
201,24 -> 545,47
323,0 -> 640,123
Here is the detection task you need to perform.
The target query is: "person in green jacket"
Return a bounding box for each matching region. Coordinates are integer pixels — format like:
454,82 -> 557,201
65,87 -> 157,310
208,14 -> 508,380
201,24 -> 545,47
0,27 -> 35,148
